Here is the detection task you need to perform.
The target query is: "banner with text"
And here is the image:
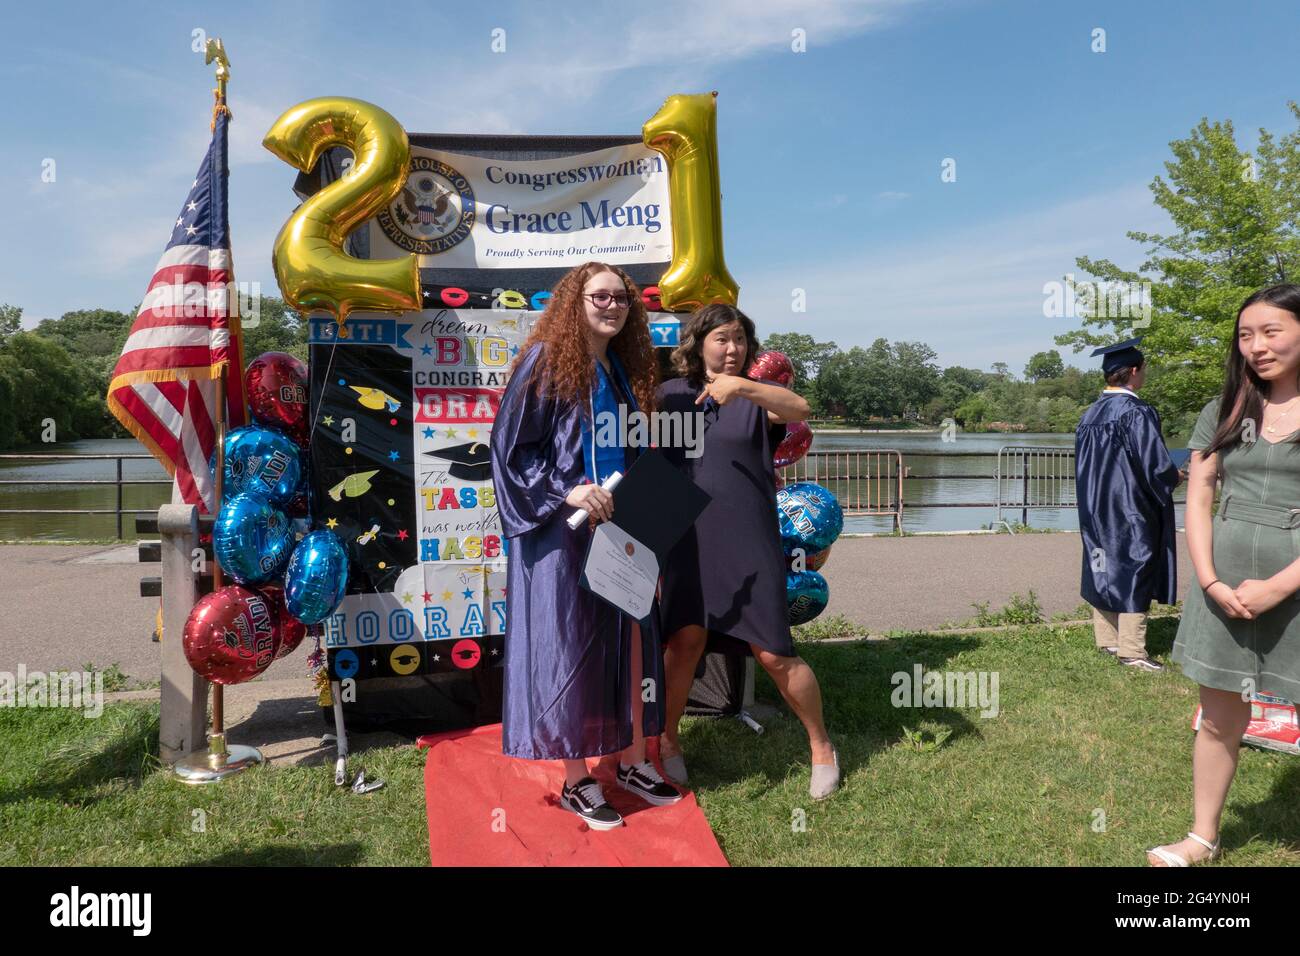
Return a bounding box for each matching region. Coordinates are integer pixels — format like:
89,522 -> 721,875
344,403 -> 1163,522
368,143 -> 673,270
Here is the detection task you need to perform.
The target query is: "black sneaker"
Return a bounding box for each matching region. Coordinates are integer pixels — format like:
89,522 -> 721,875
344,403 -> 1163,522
617,761 -> 683,806
560,777 -> 624,830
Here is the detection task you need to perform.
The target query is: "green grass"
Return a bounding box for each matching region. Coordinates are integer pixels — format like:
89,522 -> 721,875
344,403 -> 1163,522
3,619 -> 1299,866
0,704 -> 429,866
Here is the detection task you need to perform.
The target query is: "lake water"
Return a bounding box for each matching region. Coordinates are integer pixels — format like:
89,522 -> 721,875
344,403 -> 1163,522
0,432 -> 1187,539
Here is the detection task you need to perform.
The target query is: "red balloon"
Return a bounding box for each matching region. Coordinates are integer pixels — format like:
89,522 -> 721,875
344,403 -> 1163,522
257,584 -> 307,661
774,420 -> 813,468
807,544 -> 832,572
748,350 -> 794,388
246,352 -> 309,446
183,585 -> 278,685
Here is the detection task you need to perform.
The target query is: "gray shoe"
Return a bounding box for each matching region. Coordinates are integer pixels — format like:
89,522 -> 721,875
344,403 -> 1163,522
661,750 -> 689,786
809,748 -> 840,800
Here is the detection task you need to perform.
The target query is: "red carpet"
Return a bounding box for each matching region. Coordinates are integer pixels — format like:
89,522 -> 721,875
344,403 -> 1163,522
418,724 -> 729,867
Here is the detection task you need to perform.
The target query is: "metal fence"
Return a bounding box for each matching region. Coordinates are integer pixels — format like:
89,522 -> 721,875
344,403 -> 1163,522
995,445 -> 1078,528
0,444 -> 1166,539
779,449 -> 905,533
0,453 -> 171,539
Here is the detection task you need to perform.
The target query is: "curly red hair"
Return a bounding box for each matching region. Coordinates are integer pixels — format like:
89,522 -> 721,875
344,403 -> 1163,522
513,261 -> 659,414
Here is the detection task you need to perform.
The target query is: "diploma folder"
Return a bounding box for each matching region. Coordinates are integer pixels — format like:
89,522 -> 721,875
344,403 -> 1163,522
577,449 -> 711,622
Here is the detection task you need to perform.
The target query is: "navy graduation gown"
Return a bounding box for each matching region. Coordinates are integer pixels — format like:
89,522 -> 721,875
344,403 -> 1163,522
488,342 -> 664,760
1075,390 -> 1180,612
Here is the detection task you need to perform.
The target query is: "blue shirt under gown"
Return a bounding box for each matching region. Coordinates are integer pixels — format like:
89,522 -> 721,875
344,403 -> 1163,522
488,342 -> 665,760
1075,389 -> 1181,612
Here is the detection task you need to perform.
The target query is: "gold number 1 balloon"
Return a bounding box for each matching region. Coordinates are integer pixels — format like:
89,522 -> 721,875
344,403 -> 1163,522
263,97 -> 420,325
642,92 -> 739,311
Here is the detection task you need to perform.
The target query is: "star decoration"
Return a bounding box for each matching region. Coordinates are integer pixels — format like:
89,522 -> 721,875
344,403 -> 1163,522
401,591 -> 414,604
462,588 -> 474,599
500,587 -> 508,596
490,648 -> 500,656
388,450 -> 400,461
441,590 -> 454,601
187,200 -> 198,211
185,225 -> 198,236
431,654 -> 440,662
326,517 -> 338,529
466,429 -> 478,439
397,529 -> 409,541
371,657 -> 378,667
510,345 -> 520,357
421,591 -> 433,603
322,415 -> 335,426
175,217 -> 183,227
420,344 -> 433,356
444,427 -> 458,439
422,427 -> 435,439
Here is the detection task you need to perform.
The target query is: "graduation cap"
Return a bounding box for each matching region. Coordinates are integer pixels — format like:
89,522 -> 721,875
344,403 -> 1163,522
425,442 -> 492,481
1091,337 -> 1145,375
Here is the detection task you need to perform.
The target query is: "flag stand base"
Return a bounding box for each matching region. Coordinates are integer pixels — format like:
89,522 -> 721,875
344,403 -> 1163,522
173,733 -> 263,784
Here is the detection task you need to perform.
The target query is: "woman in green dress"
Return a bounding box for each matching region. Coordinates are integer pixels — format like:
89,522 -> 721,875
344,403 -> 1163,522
1149,284 -> 1300,867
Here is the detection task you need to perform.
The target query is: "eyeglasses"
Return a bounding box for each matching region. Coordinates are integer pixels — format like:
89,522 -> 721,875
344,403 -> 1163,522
584,291 -> 631,309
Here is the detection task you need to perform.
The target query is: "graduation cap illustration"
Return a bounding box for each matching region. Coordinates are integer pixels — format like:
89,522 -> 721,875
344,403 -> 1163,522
1091,337 -> 1145,375
425,441 -> 492,481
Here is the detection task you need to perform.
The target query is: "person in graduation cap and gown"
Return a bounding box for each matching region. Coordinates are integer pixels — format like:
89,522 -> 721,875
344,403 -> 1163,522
488,261 -> 680,831
1075,337 -> 1182,670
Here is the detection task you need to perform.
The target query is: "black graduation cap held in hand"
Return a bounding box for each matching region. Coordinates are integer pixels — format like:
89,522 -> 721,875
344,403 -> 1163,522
1091,337 -> 1145,375
425,441 -> 493,481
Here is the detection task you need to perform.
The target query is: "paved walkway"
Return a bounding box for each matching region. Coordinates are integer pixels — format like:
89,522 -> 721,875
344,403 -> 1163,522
2,533 -> 1195,766
2,531 -> 1199,678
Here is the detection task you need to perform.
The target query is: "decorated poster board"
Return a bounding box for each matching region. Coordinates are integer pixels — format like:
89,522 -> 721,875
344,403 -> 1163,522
299,134 -> 680,707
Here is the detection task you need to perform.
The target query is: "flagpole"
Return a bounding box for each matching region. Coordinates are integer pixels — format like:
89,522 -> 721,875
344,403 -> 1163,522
205,36 -> 237,758
210,365 -> 227,754
174,37 -> 263,783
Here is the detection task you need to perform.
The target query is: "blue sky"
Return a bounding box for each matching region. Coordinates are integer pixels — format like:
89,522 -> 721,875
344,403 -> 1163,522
2,0 -> 1297,374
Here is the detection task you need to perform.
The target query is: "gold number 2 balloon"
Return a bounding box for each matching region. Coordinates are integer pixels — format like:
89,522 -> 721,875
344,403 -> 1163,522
642,92 -> 739,311
262,97 -> 421,325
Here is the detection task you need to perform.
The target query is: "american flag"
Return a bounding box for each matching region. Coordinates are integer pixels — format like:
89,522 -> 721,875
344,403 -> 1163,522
106,110 -> 247,513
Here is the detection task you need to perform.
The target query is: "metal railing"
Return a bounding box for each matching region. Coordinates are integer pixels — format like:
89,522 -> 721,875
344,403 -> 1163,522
995,446 -> 1077,528
779,450 -> 905,533
1,445 -> 1180,539
0,453 -> 172,539
779,446 -> 1082,534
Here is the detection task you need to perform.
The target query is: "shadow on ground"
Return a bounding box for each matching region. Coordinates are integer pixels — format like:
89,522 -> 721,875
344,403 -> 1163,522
679,636 -> 984,793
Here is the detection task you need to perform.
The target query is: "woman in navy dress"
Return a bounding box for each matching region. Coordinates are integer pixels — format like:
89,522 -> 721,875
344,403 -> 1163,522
656,304 -> 839,799
489,261 -> 680,830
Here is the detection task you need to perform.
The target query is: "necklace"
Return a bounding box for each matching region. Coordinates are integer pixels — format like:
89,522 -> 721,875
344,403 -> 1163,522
1265,396 -> 1300,434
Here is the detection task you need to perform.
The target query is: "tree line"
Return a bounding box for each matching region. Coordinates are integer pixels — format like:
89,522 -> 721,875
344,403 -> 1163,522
759,332 -> 1102,431
0,299 -> 308,451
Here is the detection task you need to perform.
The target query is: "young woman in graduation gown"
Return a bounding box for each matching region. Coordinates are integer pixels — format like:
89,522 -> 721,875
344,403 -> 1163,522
1149,284 -> 1300,866
655,304 -> 839,799
488,261 -> 681,830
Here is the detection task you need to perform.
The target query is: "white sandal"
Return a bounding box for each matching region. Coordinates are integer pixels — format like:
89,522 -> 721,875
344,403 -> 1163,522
1146,832 -> 1220,867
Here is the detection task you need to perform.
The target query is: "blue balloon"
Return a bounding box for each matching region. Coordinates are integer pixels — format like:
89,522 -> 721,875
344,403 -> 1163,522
214,426 -> 302,505
213,494 -> 293,585
776,481 -> 844,554
284,530 -> 349,625
786,569 -> 829,626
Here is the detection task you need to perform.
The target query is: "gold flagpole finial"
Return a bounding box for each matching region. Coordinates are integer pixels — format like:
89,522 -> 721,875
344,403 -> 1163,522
205,38 -> 232,129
